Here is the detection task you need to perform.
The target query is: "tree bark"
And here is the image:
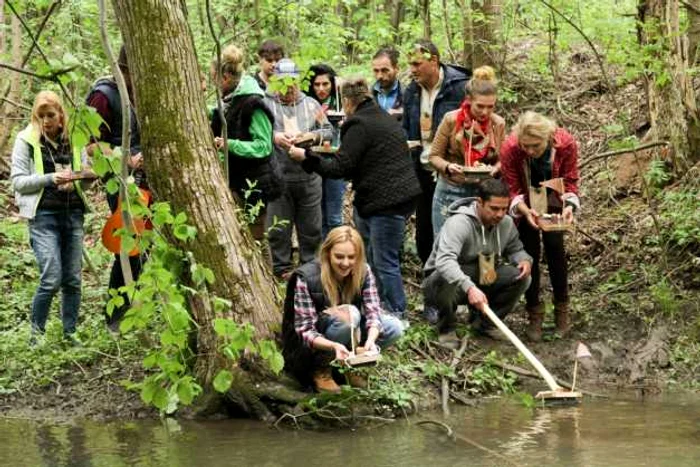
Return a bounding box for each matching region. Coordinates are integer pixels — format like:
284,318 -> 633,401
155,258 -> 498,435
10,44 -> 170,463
472,0 -> 502,68
110,0 -> 282,414
421,0 -> 431,39
0,10 -> 22,176
686,0 -> 700,64
638,0 -> 700,170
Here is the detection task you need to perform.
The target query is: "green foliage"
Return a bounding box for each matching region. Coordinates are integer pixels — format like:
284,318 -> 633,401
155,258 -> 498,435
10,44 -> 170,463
657,189 -> 700,250
466,351 -> 517,395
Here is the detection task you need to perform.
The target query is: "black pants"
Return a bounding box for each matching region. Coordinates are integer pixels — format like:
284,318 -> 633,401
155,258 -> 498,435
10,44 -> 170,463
414,165 -> 436,266
423,263 -> 531,333
518,220 -> 568,307
105,191 -> 147,325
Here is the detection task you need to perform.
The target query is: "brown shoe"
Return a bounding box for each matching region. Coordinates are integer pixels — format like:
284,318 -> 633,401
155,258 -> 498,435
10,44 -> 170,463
526,304 -> 545,342
554,302 -> 572,337
313,367 -> 341,393
346,372 -> 368,389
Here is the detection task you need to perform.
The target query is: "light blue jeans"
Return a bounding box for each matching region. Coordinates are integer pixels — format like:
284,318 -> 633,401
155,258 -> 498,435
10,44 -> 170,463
322,305 -> 403,349
29,208 -> 84,334
431,177 -> 479,237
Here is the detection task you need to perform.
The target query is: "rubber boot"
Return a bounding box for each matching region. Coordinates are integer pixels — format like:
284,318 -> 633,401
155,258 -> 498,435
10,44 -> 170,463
526,304 -> 545,342
554,302 -> 572,337
313,366 -> 341,394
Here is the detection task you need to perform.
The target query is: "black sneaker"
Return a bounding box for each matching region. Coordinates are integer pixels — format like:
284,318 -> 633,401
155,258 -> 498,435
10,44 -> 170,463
423,306 -> 440,325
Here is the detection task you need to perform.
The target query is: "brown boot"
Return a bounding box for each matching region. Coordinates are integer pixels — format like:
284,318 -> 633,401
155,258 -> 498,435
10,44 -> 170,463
346,372 -> 368,389
313,367 -> 341,393
526,304 -> 545,342
554,302 -> 572,337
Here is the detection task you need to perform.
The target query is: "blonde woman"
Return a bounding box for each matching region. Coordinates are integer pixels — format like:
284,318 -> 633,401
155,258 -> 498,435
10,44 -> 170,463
281,226 -> 403,393
11,91 -> 92,345
500,111 -> 580,341
429,65 -> 506,237
210,44 -> 283,240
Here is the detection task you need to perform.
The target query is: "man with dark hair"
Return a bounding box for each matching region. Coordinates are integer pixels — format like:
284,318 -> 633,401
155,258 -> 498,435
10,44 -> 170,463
85,45 -> 145,332
403,40 -> 470,267
372,46 -> 403,115
422,179 -> 532,342
254,39 -> 285,90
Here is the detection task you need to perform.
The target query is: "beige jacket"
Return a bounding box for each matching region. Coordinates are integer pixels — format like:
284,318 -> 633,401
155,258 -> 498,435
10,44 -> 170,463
429,109 -> 506,184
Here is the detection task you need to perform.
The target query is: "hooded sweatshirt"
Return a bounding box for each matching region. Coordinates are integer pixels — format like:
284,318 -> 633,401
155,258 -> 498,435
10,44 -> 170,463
424,197 -> 532,293
221,74 -> 273,158
264,89 -> 332,182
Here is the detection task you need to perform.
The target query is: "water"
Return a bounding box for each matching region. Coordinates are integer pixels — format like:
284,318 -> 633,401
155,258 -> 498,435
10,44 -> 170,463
1,396 -> 698,467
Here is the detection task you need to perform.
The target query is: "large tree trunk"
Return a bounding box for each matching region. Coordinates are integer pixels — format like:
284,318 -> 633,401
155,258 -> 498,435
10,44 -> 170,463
111,0 -> 283,416
686,0 -> 700,65
638,0 -> 700,170
421,0 -> 431,39
0,11 -> 23,177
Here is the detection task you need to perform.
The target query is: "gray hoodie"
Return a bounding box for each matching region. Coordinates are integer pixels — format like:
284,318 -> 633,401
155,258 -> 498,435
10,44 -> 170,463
263,90 -> 332,182
424,197 -> 532,293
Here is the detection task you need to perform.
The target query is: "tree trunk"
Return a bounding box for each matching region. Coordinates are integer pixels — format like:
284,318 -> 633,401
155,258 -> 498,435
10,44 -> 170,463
0,10 -> 23,177
110,0 -> 283,416
472,0 -> 501,68
389,0 -> 404,41
456,0 -> 473,68
638,0 -> 700,170
686,0 -> 700,64
421,0 -> 431,39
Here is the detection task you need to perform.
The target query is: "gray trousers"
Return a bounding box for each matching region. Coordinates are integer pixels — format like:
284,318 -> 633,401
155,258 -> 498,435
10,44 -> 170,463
266,176 -> 322,276
423,263 -> 531,333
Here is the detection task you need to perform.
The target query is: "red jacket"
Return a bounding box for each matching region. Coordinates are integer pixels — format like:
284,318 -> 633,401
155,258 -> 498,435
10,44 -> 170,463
500,128 -> 580,216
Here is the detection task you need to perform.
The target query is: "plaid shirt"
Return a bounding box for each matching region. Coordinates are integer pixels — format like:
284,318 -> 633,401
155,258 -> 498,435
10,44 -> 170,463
294,266 -> 383,347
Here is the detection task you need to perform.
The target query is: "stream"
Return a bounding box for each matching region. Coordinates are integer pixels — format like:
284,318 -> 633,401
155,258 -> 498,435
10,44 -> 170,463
1,395 -> 698,466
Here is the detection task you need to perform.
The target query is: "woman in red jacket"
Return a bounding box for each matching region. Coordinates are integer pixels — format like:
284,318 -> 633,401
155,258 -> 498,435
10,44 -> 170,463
500,112 -> 580,341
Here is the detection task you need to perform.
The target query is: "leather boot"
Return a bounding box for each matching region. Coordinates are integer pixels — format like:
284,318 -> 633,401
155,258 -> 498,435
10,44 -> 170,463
554,302 -> 572,337
526,304 -> 545,342
313,367 -> 341,394
346,372 -> 368,389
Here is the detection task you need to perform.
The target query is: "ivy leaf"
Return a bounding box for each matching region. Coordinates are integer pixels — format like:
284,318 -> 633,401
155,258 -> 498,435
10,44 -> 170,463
105,177 -> 120,195
212,370 -> 233,393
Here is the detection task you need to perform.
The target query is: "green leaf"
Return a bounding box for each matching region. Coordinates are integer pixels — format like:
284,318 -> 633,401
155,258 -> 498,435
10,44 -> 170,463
176,378 -> 196,405
106,177 -> 120,195
140,379 -> 159,403
212,370 -> 233,393
174,224 -> 194,241
152,387 -> 169,410
267,352 -> 284,375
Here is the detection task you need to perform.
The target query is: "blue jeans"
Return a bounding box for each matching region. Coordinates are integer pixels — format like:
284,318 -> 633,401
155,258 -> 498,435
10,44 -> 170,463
431,177 -> 479,237
322,305 -> 403,349
321,177 -> 347,238
29,208 -> 84,334
354,211 -> 408,315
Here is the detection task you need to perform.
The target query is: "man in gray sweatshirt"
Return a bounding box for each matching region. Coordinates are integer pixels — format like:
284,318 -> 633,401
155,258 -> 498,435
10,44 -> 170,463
423,179 -> 532,340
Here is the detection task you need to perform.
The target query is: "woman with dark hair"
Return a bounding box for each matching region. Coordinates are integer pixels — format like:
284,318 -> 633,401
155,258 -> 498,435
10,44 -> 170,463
308,64 -> 347,238
11,91 -> 93,345
282,226 -> 403,393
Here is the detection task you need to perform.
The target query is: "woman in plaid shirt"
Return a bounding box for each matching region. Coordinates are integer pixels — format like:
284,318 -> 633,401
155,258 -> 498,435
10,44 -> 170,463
281,226 -> 404,393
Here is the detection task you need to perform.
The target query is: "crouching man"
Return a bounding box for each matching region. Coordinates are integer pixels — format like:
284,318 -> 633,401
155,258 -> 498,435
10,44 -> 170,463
423,179 -> 533,342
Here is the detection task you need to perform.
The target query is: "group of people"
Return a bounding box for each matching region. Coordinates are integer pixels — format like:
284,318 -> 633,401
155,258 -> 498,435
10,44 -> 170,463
11,38 -> 579,395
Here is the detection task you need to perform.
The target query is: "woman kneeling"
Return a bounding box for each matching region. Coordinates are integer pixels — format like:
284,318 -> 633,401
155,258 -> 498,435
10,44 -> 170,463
282,226 -> 404,393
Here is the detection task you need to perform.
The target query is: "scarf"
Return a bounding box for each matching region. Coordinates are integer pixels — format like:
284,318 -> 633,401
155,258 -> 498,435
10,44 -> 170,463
455,99 -> 492,167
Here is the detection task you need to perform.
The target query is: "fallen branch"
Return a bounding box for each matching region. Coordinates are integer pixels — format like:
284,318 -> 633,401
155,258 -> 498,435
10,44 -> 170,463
417,419 -> 519,466
580,141 -> 669,170
441,334 -> 470,416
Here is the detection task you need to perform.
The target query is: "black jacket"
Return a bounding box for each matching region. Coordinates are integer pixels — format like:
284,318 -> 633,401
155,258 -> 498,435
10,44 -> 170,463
301,98 -> 421,218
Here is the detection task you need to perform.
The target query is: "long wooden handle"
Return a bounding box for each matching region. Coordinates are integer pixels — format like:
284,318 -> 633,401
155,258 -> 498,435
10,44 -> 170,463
481,304 -> 561,392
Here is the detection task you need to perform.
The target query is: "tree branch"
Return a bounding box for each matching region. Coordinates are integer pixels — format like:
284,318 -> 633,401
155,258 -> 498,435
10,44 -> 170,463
0,61 -> 65,81
580,141 -> 669,170
1,0 -> 59,103
680,0 -> 700,15
537,0 -> 617,106
5,0 -> 75,106
1,96 -> 31,111
98,0 -> 134,287
206,0 -> 228,185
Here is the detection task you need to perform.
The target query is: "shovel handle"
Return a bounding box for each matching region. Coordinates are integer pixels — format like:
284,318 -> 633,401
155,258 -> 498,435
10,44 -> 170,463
481,304 -> 561,392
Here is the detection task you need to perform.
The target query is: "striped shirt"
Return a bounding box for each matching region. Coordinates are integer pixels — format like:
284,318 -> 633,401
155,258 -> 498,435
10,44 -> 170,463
293,266 -> 383,347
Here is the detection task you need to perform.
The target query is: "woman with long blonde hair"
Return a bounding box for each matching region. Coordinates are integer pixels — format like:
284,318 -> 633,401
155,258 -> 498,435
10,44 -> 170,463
281,226 -> 403,393
11,90 -> 93,345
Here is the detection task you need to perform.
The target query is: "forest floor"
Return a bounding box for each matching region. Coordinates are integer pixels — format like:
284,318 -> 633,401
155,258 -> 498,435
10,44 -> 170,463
1,46 -> 698,422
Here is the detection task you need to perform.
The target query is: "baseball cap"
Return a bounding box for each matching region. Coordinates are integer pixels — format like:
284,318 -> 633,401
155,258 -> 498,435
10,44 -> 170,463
273,58 -> 300,78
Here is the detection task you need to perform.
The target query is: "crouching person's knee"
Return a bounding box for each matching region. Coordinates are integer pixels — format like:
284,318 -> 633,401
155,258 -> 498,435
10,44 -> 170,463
377,314 -> 404,348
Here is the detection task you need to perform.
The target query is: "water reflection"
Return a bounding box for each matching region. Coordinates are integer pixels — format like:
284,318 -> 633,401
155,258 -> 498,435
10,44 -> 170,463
1,397 -> 699,467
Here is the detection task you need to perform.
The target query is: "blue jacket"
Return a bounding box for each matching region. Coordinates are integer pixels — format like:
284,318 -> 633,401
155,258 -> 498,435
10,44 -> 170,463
402,64 -> 470,157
